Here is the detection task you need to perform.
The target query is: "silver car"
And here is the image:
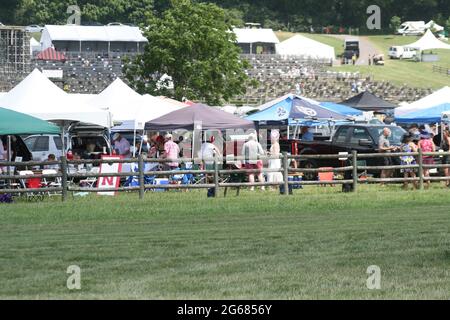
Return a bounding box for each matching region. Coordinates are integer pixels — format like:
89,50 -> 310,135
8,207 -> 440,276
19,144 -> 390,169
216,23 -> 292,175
25,25 -> 44,33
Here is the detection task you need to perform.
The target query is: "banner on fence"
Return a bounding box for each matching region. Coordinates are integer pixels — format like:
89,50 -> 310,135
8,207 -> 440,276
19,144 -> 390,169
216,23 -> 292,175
97,155 -> 123,196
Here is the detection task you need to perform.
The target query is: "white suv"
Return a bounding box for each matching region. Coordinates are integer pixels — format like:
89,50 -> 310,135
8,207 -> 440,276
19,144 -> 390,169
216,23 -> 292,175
24,134 -> 64,161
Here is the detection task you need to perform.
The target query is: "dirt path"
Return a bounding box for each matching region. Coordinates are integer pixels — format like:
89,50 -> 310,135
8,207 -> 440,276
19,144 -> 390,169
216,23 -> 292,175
330,34 -> 382,65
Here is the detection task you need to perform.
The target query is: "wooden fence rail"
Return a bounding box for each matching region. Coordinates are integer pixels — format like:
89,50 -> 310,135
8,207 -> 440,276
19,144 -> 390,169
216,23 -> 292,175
432,65 -> 450,76
2,150 -> 450,201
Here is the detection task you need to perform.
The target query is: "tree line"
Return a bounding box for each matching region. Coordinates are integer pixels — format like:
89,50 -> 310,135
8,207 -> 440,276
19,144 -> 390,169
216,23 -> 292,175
1,0 -> 449,32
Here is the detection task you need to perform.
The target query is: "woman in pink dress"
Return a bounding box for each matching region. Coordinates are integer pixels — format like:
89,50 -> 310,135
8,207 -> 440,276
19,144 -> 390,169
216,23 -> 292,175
418,132 -> 436,189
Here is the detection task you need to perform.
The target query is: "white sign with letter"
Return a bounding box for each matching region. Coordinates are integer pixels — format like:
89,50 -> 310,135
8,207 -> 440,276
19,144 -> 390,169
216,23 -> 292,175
97,155 -> 122,196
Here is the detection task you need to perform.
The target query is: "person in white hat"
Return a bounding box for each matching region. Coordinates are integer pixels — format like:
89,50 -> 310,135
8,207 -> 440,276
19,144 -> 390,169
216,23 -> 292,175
112,133 -> 131,158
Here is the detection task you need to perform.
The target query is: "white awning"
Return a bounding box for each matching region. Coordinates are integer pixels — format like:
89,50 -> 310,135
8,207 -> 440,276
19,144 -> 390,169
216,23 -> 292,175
88,78 -> 186,129
0,69 -> 112,128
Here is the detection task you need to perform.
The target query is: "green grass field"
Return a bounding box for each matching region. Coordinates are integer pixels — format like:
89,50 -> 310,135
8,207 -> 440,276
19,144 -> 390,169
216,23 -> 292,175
1,185 -> 450,299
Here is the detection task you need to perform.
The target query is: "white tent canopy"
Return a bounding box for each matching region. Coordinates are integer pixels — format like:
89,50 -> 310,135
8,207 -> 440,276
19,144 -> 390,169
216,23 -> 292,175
88,78 -> 185,130
41,25 -> 148,51
233,28 -> 280,44
0,69 -> 112,128
404,29 -> 450,51
276,35 -> 335,60
395,86 -> 450,116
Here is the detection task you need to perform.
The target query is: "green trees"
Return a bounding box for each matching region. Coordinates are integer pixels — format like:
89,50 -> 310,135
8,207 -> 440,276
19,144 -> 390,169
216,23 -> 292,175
124,0 -> 250,105
390,16 -> 402,33
13,0 -> 154,25
4,1 -> 450,31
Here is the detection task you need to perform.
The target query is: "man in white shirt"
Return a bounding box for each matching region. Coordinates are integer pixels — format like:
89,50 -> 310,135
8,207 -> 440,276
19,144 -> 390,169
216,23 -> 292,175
112,133 -> 131,158
242,133 -> 266,191
198,136 -> 221,170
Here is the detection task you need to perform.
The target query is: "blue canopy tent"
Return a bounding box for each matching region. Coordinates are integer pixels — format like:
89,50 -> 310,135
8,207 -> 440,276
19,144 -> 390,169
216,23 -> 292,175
290,99 -> 351,120
395,103 -> 450,124
246,94 -> 354,126
245,94 -> 294,125
320,102 -> 363,117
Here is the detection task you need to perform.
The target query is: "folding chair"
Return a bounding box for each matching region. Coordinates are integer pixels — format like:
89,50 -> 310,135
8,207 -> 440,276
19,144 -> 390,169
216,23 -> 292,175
42,169 -> 62,196
79,167 -> 99,188
19,170 -> 45,202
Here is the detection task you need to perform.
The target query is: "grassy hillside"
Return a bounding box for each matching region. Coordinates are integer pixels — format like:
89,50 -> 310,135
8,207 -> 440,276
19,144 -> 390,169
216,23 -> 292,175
335,35 -> 450,89
275,31 -> 449,90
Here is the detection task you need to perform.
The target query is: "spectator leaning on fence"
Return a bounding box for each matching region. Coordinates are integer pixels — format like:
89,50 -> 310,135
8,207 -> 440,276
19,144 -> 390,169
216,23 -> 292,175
242,133 -> 266,191
379,128 -> 398,185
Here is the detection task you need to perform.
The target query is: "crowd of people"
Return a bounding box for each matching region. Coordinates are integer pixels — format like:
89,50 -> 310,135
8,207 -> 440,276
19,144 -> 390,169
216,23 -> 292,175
379,124 -> 450,190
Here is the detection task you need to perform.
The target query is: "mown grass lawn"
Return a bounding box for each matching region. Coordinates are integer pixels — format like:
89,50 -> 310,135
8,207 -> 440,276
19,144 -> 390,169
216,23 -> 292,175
1,185 -> 450,299
276,31 -> 450,90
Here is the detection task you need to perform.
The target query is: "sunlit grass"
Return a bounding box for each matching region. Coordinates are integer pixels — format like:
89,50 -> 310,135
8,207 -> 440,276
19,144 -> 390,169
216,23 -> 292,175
1,185 -> 450,299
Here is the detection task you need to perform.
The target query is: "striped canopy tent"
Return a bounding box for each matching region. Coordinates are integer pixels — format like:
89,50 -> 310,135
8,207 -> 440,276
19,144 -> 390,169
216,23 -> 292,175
36,47 -> 67,62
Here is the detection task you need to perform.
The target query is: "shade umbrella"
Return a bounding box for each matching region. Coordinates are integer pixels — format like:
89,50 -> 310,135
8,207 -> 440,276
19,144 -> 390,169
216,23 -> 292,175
340,91 -> 397,112
0,107 -> 60,135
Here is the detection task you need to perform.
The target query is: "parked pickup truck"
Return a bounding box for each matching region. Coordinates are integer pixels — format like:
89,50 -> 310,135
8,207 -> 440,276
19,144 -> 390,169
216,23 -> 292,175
281,124 -> 407,180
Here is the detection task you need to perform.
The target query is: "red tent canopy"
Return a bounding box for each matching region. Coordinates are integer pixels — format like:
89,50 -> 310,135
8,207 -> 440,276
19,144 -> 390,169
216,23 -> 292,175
36,47 -> 67,62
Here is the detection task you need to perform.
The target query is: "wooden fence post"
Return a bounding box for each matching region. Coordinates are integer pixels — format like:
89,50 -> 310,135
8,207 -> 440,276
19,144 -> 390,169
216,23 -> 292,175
283,152 -> 289,196
61,156 -> 68,202
418,148 -> 424,190
352,150 -> 358,192
138,155 -> 145,200
214,155 -> 219,197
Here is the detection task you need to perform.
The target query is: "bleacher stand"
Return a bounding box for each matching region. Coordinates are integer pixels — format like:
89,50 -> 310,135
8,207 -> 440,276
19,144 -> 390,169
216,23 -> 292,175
0,51 -> 434,105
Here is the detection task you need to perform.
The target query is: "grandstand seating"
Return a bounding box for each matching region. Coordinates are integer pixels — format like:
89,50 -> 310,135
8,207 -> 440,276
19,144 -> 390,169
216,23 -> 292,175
0,52 -> 434,106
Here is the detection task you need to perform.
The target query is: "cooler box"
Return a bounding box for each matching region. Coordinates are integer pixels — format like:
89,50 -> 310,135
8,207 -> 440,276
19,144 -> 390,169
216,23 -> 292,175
153,178 -> 169,192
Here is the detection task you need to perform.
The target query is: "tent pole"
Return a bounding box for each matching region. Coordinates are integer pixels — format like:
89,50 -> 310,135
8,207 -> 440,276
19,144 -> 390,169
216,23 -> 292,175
7,135 -> 11,189
61,125 -> 66,157
133,125 -> 137,158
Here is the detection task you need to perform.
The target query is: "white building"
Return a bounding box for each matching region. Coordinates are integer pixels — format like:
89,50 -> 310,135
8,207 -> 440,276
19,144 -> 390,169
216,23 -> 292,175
233,28 -> 279,54
40,25 -> 148,53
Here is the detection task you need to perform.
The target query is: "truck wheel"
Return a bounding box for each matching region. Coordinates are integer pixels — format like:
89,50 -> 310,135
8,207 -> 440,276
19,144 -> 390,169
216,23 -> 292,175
302,160 -> 318,181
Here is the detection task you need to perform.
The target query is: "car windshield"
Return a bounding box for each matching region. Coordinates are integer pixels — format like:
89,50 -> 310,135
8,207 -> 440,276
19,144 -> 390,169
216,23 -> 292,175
368,127 -> 406,146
